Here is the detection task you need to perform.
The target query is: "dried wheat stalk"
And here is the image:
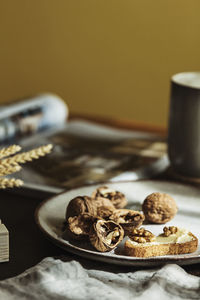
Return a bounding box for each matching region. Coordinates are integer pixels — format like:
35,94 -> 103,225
0,164 -> 21,176
0,145 -> 21,159
0,144 -> 53,189
0,178 -> 23,189
0,162 -> 19,170
0,144 -> 53,166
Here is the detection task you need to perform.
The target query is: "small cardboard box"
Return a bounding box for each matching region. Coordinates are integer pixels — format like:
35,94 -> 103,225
0,220 -> 9,262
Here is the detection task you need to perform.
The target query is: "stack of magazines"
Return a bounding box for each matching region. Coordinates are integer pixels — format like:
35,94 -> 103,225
0,93 -> 168,197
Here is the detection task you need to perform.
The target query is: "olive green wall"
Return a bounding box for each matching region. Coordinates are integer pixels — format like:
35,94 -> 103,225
0,1 -> 200,127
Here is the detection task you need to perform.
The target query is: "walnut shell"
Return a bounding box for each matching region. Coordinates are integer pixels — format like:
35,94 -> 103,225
65,214 -> 94,240
89,219 -> 124,252
65,196 -> 94,220
65,196 -> 115,220
142,192 -> 178,224
92,186 -> 127,209
109,209 -> 145,235
94,197 -> 115,219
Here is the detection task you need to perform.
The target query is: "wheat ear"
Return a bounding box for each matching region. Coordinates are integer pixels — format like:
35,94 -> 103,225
0,145 -> 21,159
0,178 -> 23,189
0,144 -> 53,166
0,164 -> 21,176
0,162 -> 19,170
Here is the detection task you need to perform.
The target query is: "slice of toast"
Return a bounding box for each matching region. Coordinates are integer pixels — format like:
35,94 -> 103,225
124,228 -> 198,258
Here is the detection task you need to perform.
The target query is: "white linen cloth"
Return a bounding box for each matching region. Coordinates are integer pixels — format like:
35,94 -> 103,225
0,258 -> 199,300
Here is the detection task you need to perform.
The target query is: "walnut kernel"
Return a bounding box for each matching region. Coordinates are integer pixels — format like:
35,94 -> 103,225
128,228 -> 156,243
163,226 -> 178,237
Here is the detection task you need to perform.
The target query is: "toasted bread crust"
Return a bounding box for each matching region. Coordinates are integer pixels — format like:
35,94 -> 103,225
124,233 -> 198,258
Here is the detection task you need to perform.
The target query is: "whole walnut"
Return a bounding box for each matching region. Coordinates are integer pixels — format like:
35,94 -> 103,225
142,192 -> 178,224
65,195 -> 115,220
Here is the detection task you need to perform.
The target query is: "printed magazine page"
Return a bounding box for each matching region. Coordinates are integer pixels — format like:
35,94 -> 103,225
16,120 -> 168,195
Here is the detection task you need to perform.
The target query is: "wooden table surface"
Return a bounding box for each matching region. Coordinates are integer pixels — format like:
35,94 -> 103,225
0,115 -> 199,280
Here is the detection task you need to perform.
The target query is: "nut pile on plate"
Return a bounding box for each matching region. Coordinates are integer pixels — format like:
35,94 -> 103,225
63,186 -> 178,253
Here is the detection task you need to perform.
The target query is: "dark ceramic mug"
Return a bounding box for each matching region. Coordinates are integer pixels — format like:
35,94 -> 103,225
168,72 -> 200,178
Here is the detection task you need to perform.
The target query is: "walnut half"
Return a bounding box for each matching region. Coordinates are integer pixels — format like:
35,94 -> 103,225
89,219 -> 124,252
92,186 -> 127,209
64,214 -> 94,240
109,209 -> 145,235
128,228 -> 156,243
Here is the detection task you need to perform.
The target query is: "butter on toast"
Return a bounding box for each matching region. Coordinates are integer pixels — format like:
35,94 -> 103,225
124,228 -> 198,258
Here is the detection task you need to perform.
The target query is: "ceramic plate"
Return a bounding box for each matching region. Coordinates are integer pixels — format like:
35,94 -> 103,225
35,180 -> 200,266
